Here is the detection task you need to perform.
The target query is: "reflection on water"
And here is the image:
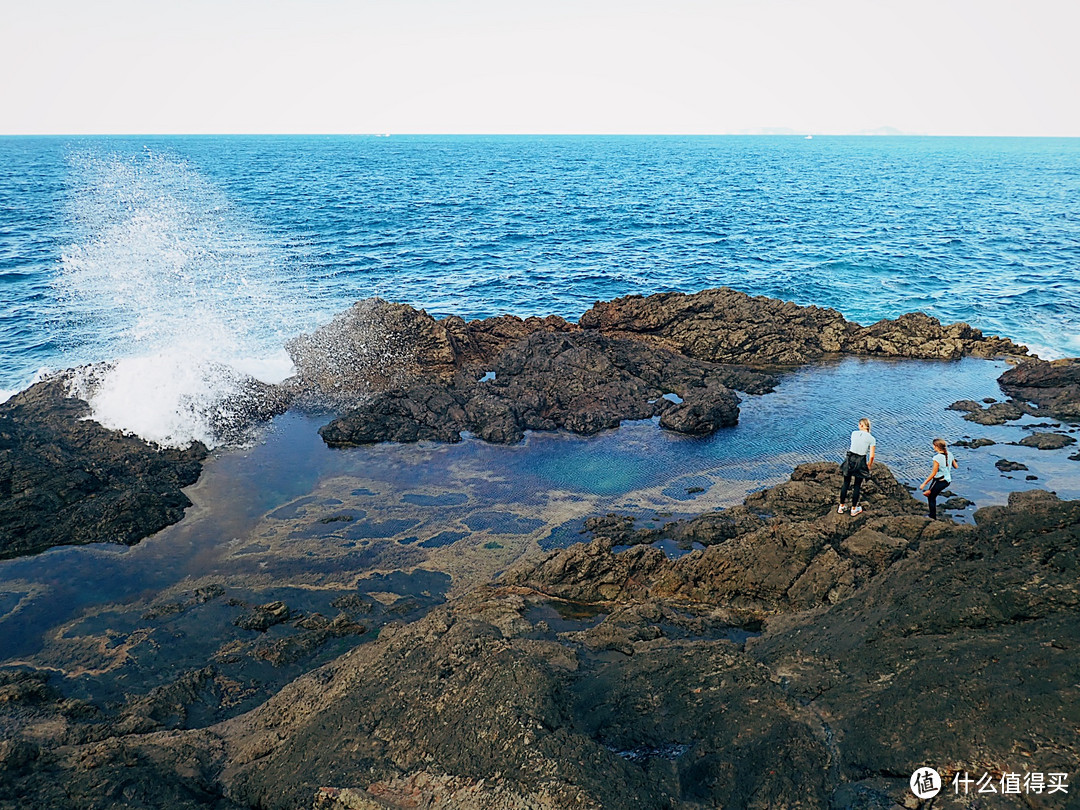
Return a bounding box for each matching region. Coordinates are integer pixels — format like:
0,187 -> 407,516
1,357 -> 1077,687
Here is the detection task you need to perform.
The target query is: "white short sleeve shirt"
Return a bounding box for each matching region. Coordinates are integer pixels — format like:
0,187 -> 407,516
849,430 -> 876,456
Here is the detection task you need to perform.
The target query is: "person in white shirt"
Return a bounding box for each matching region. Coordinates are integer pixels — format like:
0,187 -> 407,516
837,418 -> 876,516
920,438 -> 958,519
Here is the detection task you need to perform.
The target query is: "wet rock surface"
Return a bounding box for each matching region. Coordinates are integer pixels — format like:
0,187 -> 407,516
579,288 -> 1028,364
947,358 -> 1080,428
1017,431 -> 1077,450
999,358 -> 1080,421
947,398 -> 1027,425
306,290 -> 1030,447
5,464 -> 1075,809
0,377 -> 208,560
995,459 -> 1030,472
285,298 -> 577,402
953,436 -> 996,448
320,332 -> 751,446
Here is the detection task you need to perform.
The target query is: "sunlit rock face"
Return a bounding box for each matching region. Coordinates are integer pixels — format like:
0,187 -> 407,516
579,287 -> 1029,364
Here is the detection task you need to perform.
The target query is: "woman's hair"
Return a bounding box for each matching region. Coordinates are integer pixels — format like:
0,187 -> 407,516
858,418 -> 871,431
933,438 -> 947,453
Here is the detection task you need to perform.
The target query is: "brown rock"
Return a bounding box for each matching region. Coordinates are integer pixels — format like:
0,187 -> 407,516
320,332 -> 745,446
999,357 -> 1080,420
1017,432 -> 1076,450
579,288 -> 1027,365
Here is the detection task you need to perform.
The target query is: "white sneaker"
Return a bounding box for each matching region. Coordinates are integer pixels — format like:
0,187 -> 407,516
850,506 -> 863,516
837,504 -> 847,514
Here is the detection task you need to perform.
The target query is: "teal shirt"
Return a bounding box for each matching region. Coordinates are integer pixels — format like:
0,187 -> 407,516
933,451 -> 955,483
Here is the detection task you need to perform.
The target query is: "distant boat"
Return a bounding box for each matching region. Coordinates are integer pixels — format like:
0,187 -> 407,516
805,135 -> 813,140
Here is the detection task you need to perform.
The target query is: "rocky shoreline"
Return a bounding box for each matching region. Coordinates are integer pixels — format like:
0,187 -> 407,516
3,287 -> 1047,561
0,376 -> 207,560
1,463 -> 1077,809
297,288 -> 1029,448
1,287 -> 1078,808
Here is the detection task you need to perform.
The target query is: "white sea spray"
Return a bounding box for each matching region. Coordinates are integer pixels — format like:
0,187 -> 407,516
54,149 -> 319,448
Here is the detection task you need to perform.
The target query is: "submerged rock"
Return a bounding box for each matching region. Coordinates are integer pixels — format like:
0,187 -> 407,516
0,377 -> 207,560
1017,431 -> 1077,450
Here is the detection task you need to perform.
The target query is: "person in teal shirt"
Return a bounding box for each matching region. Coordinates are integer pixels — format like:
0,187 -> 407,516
920,438 -> 958,519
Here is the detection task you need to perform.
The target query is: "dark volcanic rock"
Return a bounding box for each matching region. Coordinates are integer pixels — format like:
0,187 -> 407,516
947,398 -> 1026,425
507,463 -> 927,615
234,601 -> 293,633
291,290 -> 1032,448
286,298 -> 575,403
952,437 -> 996,448
321,332 -> 746,445
214,589 -> 835,810
943,496 -> 974,510
995,459 -> 1029,472
947,355 -> 1080,426
657,384 -> 738,435
580,288 -> 1027,364
217,473 -> 1077,809
318,385 -> 469,446
0,378 -> 207,560
1017,431 -> 1077,450
999,357 -> 1080,421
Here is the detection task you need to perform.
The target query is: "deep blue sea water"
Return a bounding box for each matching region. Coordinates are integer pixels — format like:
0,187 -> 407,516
1,135 -> 1079,441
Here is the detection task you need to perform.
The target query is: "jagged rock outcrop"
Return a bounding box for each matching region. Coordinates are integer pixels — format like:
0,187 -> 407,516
285,299 -> 576,403
999,357 -> 1080,420
0,377 -> 208,560
319,332 -> 754,446
1018,432 -> 1076,450
579,288 -> 1028,364
946,357 -> 1080,426
209,474 -> 1074,810
295,289 -> 1031,448
504,463 -> 930,614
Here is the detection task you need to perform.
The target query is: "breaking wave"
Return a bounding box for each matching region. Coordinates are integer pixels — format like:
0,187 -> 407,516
56,149 -> 318,448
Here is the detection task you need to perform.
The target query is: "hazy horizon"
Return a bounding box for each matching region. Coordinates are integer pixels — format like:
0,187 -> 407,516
4,132 -> 1080,139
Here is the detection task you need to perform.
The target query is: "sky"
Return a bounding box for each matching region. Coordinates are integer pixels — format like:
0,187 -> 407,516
1,0 -> 1078,136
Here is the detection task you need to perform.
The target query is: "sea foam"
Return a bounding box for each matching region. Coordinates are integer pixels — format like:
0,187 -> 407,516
55,149 -> 316,448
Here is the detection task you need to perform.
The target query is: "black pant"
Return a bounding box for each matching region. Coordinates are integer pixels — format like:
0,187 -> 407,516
840,474 -> 864,507
926,477 -> 949,519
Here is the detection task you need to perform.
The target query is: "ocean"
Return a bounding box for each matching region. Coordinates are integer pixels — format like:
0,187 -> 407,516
1,135 -> 1079,445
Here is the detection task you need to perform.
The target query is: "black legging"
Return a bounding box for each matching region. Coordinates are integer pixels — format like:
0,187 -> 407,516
840,474 -> 864,507
926,477 -> 949,519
